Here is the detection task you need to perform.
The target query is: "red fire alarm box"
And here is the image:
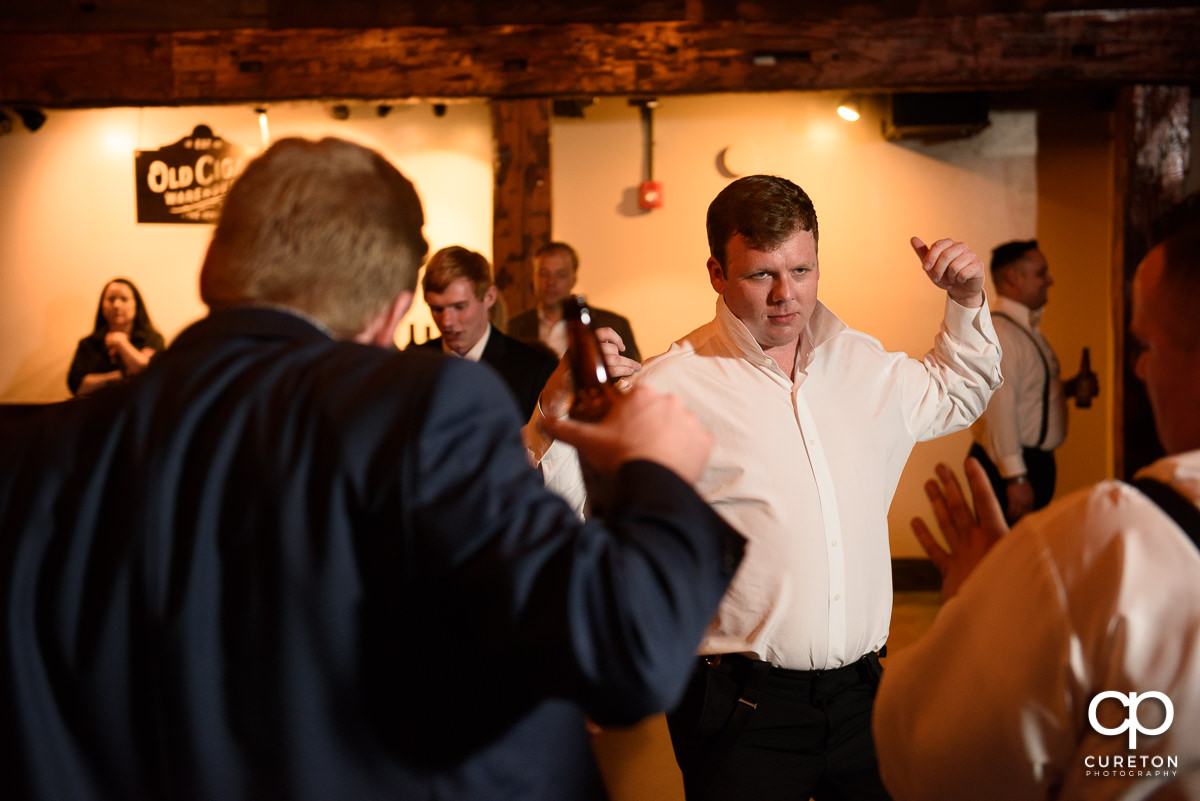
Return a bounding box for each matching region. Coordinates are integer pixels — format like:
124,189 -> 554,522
638,180 -> 664,210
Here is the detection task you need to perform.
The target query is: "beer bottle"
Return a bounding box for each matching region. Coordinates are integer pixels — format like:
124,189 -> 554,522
563,295 -> 617,422
563,295 -> 618,516
1072,346 -> 1099,408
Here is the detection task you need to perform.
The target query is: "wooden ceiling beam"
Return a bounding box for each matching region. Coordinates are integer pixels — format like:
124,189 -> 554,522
2,9 -> 1198,108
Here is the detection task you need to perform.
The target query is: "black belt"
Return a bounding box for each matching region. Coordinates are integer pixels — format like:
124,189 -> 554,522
704,647 -> 886,686
698,648 -> 886,763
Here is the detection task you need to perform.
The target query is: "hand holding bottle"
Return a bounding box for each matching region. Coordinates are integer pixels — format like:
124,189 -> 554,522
535,322 -> 640,420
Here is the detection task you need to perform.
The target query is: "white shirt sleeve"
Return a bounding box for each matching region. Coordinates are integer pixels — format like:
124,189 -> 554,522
522,403 -> 587,519
903,295 -> 1004,442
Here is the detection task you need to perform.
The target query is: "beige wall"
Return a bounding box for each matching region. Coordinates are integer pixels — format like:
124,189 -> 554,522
0,100 -> 493,403
1034,106 -> 1115,500
549,91 -> 1114,557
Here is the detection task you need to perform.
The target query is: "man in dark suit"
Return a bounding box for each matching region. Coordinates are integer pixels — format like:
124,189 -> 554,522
415,245 -> 557,417
508,241 -> 642,362
0,137 -> 744,801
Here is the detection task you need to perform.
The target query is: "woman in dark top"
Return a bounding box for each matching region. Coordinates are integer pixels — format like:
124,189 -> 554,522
68,278 -> 166,396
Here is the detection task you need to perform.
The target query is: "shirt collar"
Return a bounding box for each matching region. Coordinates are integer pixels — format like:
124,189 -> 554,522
713,297 -> 848,376
171,306 -> 334,352
443,323 -> 491,363
994,295 -> 1043,328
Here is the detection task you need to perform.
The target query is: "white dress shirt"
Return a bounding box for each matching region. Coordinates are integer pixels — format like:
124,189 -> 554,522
972,295 -> 1067,477
873,450 -> 1200,801
531,295 -> 1001,670
537,309 -> 568,358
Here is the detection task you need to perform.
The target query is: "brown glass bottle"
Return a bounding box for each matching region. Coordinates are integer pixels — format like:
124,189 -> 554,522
563,295 -> 617,516
1073,346 -> 1099,408
563,295 -> 617,422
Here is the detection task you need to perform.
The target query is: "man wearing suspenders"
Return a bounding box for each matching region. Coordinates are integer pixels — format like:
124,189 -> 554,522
969,240 -> 1069,523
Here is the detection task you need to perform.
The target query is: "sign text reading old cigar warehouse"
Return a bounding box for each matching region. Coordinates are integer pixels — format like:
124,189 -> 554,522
135,125 -> 249,224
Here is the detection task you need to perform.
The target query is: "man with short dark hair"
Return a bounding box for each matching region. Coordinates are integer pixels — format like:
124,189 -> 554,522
874,203 -> 1200,801
0,137 -> 745,801
508,241 -> 642,362
533,174 -> 1002,800
974,241 -> 1099,522
969,239 -> 1081,522
417,245 -> 557,417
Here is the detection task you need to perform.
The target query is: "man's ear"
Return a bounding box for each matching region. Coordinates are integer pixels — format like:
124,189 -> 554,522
483,284 -> 498,310
707,257 -> 727,294
1000,265 -> 1021,293
357,290 -> 414,347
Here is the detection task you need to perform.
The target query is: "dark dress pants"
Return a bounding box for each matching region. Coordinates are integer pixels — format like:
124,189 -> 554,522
666,654 -> 892,801
969,442 -> 1056,524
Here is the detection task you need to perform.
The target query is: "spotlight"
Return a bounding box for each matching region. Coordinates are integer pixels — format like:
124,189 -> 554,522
331,104 -> 350,121
432,103 -> 447,118
0,109 -> 12,136
254,107 -> 270,146
15,107 -> 46,132
376,104 -> 392,118
836,97 -> 860,122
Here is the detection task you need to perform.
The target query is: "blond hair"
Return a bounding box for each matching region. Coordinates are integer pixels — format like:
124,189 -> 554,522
421,246 -> 493,300
200,137 -> 428,339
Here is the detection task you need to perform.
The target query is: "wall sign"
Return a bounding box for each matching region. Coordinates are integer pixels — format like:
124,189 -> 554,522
134,125 -> 249,224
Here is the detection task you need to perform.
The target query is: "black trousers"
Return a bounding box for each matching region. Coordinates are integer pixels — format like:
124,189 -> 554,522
969,442 -> 1056,523
666,654 -> 892,801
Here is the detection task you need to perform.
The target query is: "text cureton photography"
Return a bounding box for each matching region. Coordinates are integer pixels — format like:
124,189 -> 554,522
1084,691 -> 1178,780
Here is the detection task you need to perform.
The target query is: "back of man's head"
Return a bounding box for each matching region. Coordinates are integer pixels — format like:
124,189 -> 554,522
989,240 -> 1038,287
200,137 -> 428,339
706,175 -> 818,270
1153,203 -> 1200,348
1133,197 -> 1200,455
422,246 -> 493,299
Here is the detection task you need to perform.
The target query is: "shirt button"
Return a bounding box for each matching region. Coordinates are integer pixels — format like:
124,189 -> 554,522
830,540 -> 838,547
833,593 -> 841,601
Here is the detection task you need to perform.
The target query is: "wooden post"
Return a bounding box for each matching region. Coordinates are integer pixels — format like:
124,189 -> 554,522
1112,84 -> 1191,478
491,98 -> 552,327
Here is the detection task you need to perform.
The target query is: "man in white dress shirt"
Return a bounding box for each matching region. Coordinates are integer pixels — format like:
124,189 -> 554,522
530,174 -> 1002,800
874,204 -> 1200,801
969,240 -> 1072,522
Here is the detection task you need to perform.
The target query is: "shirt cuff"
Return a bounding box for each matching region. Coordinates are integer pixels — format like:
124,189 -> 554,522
522,399 -> 557,465
997,453 -> 1028,477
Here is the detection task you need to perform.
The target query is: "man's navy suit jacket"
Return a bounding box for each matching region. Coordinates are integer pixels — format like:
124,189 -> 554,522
508,306 -> 642,364
415,326 -> 557,418
0,307 -> 742,801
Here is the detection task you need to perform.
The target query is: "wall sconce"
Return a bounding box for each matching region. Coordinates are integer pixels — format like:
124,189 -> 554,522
254,106 -> 269,146
331,104 -> 350,121
837,97 -> 861,122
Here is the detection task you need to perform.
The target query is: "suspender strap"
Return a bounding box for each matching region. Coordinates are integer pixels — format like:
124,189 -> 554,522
1130,477 -> 1200,552
993,311 -> 1051,449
